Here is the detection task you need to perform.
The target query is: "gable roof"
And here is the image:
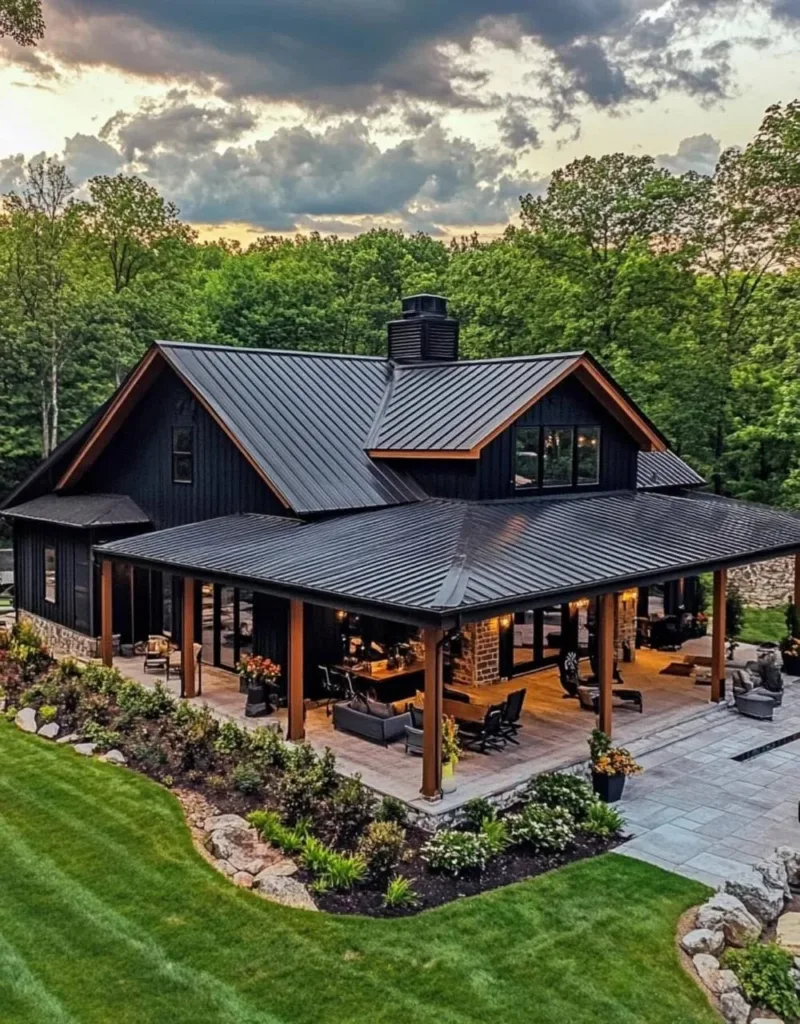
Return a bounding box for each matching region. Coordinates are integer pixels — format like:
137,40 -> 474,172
96,490 -> 800,626
637,450 -> 705,491
366,351 -> 667,457
3,493 -> 149,529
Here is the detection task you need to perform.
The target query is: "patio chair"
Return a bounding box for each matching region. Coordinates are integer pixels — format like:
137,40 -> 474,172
499,688 -> 526,744
319,665 -> 347,716
329,667 -> 356,701
459,704 -> 506,754
404,724 -> 424,756
143,634 -> 169,674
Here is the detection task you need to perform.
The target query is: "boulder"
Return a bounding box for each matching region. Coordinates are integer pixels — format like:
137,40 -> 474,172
255,859 -> 297,878
203,814 -> 250,834
14,707 -> 37,733
56,732 -> 79,744
73,742 -> 97,757
233,872 -> 254,889
723,869 -> 785,924
692,955 -> 740,996
681,929 -> 725,957
37,722 -> 60,740
207,829 -> 237,861
776,847 -> 800,888
751,1019 -> 784,1024
252,873 -> 317,911
104,749 -> 127,765
719,992 -> 750,1024
696,893 -> 762,947
777,912 -> 800,956
218,860 -> 237,878
227,849 -> 265,876
755,854 -> 790,897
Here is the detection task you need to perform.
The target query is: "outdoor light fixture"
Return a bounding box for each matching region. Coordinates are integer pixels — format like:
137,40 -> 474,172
620,588 -> 638,602
499,615 -> 512,629
572,598 -> 589,610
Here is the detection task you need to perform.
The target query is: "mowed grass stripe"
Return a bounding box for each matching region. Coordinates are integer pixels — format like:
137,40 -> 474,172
0,725 -> 717,1024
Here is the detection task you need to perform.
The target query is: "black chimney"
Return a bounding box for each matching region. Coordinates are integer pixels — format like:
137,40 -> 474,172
387,294 -> 459,363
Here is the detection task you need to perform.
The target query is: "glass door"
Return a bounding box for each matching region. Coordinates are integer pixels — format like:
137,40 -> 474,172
217,586 -> 237,669
513,605 -> 564,674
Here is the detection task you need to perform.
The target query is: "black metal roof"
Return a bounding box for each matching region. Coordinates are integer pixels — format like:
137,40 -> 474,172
637,450 -> 705,491
3,494 -> 150,529
366,354 -> 582,452
96,491 -> 800,626
158,343 -> 425,515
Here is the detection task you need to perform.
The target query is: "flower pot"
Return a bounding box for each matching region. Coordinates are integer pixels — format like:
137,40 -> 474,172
245,679 -> 271,717
781,653 -> 800,676
592,771 -> 626,803
441,760 -> 457,794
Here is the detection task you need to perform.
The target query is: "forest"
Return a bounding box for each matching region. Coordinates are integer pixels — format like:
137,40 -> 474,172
0,99 -> 798,509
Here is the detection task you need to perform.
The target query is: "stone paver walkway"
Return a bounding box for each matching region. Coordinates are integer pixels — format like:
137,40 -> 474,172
616,677 -> 800,887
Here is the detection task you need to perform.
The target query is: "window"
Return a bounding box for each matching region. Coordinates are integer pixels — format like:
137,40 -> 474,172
44,545 -> 56,604
172,427 -> 193,484
577,426 -> 601,485
542,428 -> 573,487
514,427 -> 540,489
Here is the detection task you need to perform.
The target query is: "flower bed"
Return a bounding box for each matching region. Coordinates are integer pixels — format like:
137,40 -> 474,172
0,619 -> 627,917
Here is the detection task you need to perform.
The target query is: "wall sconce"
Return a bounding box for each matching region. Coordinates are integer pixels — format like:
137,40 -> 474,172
571,598 -> 589,611
336,609 -> 347,621
499,615 -> 512,629
620,588 -> 638,603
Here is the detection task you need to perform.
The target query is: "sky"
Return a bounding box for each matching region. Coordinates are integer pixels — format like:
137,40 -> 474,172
1,0 -> 799,242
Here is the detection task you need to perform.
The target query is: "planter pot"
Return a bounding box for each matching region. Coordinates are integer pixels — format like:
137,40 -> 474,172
781,653 -> 800,676
592,771 -> 626,803
441,760 -> 457,794
244,679 -> 272,717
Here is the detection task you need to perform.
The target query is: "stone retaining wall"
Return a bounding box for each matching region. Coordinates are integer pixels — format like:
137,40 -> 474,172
729,557 -> 797,609
19,610 -> 119,660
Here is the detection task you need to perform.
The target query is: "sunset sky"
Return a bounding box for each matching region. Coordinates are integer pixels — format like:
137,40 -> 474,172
2,0 -> 799,241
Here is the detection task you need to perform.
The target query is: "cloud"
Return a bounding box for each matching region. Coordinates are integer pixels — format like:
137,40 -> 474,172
497,104 -> 541,150
0,154 -> 28,194
656,133 -> 721,175
3,0 -> 767,125
63,133 -> 122,182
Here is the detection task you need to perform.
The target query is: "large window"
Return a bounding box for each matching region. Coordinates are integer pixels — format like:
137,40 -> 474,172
172,427 -> 193,484
515,425 -> 601,491
44,544 -> 56,604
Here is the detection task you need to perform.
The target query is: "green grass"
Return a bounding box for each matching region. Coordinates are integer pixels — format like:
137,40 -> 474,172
739,605 -> 788,645
0,724 -> 716,1024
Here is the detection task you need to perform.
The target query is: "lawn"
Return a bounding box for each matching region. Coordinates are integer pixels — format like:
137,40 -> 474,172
0,724 -> 717,1024
740,605 -> 788,645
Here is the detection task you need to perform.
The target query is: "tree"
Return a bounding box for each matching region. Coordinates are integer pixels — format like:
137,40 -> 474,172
0,0 -> 44,45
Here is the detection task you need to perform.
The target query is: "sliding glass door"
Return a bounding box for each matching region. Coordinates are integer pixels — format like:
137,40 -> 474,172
513,605 -> 563,674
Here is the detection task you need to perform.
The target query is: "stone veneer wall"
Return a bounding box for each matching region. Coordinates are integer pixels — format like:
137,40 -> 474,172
729,557 -> 797,609
615,593 -> 638,663
451,618 -> 500,686
18,610 -> 119,660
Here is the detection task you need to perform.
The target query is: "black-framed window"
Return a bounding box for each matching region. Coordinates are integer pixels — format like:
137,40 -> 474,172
44,544 -> 56,604
515,424 -> 601,491
172,427 -> 193,484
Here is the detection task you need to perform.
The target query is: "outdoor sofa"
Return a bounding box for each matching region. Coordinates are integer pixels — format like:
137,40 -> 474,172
332,696 -> 411,745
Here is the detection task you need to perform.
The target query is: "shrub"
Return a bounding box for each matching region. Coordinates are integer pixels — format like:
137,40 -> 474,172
83,721 -> 122,752
117,680 -> 176,720
462,797 -> 496,830
173,704 -> 219,770
78,690 -> 116,728
248,726 -> 287,770
278,744 -> 338,823
38,704 -> 58,724
231,761 -> 263,795
581,801 -> 625,838
358,821 -> 406,879
20,678 -> 61,708
527,772 -> 596,822
301,836 -> 334,875
723,943 -> 800,1020
249,810 -> 309,854
130,739 -> 169,773
5,706 -> 18,721
206,773 -> 227,792
81,664 -> 126,697
506,805 -> 575,852
375,795 -> 408,826
213,720 -> 251,759
421,829 -> 493,875
479,817 -> 509,857
383,876 -> 419,909
328,775 -> 376,844
321,852 -> 367,891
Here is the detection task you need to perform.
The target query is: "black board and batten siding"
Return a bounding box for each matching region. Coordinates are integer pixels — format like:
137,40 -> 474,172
82,367 -> 285,530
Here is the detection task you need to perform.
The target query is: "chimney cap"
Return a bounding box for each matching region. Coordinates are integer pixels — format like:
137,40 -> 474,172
401,294 -> 448,319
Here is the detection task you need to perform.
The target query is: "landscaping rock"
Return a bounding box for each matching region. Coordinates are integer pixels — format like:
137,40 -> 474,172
719,991 -> 750,1024
218,860 -> 237,878
252,873 -> 317,911
777,847 -> 800,888
207,829 -> 237,861
723,869 -> 785,924
73,742 -> 97,757
752,1019 -> 784,1024
755,854 -> 790,897
204,814 -> 250,834
692,955 -> 740,996
227,849 -> 265,876
15,707 -> 37,733
233,872 -> 254,889
696,893 -> 762,947
56,732 -> 79,744
256,859 -> 298,877
104,749 -> 127,765
777,912 -> 800,955
681,929 -> 725,957
37,722 -> 59,740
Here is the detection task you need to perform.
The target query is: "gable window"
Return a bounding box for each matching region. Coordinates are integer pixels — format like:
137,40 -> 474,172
515,428 -> 540,489
44,544 -> 56,604
577,426 -> 601,485
172,427 -> 193,484
542,428 -> 573,487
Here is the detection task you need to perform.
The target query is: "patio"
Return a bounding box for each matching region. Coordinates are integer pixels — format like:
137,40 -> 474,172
116,637 -> 737,818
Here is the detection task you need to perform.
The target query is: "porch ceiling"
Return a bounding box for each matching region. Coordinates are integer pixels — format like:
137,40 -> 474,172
93,490 -> 800,627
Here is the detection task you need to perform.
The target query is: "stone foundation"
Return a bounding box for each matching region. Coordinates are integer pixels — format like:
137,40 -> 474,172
729,557 -> 797,609
451,617 -> 500,686
18,610 -> 119,660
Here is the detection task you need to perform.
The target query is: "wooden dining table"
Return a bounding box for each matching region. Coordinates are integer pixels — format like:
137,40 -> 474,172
334,661 -> 423,684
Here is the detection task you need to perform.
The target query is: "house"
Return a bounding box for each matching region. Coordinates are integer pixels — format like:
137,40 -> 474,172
4,294 -> 800,803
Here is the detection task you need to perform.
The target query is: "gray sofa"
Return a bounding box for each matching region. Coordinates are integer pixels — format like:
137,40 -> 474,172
332,698 -> 411,745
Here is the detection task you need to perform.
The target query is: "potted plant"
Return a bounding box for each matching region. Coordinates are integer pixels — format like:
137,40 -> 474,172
238,655 -> 281,717
441,715 -> 460,794
589,729 -> 642,803
781,603 -> 800,676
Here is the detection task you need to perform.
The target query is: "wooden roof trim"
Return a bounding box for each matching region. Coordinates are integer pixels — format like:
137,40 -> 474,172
368,354 -> 665,460
56,346 -> 292,509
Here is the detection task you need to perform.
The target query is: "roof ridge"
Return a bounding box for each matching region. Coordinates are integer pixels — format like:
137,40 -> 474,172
431,503 -> 478,609
391,352 -> 585,372
156,341 -> 385,361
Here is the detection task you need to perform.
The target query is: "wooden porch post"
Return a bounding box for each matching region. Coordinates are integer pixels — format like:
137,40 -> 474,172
711,568 -> 727,703
287,599 -> 305,741
181,577 -> 196,699
421,626 -> 443,800
597,592 -> 616,737
100,559 -> 113,668
794,553 -> 800,610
